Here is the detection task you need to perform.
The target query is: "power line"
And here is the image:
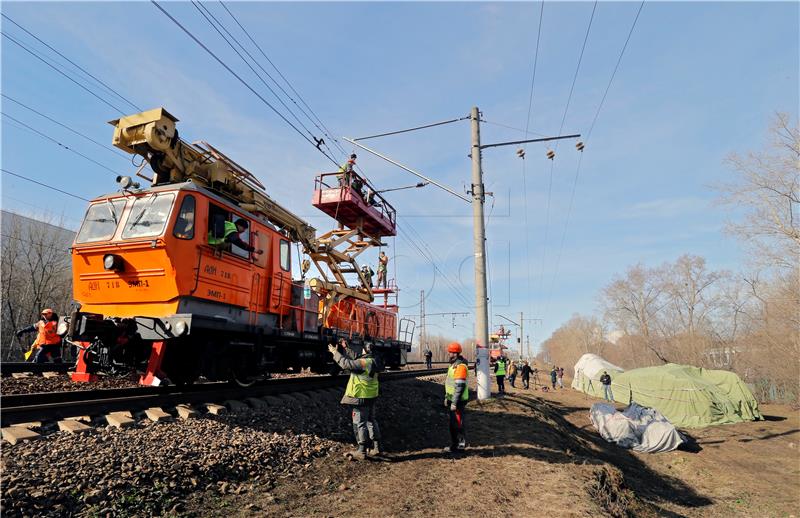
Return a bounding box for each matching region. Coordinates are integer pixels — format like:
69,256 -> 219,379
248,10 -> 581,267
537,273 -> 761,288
2,94 -> 129,160
479,119 -> 547,138
191,1 -> 321,143
354,116 -> 470,141
1,14 -> 141,112
2,112 -> 121,177
1,32 -> 126,115
151,0 -> 339,168
1,169 -> 91,202
544,1 -> 646,321
218,1 -> 349,159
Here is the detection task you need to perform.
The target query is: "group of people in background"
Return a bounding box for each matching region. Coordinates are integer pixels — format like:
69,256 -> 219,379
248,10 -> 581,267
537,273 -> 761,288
490,356 -> 568,394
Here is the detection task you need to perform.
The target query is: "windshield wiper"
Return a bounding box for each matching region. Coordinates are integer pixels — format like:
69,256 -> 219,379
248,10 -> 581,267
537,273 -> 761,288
104,199 -> 118,225
128,193 -> 159,229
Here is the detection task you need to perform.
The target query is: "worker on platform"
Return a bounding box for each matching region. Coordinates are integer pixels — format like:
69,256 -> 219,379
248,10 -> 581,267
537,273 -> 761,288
328,338 -> 384,460
376,251 -> 389,289
208,218 -> 263,256
443,342 -> 469,454
493,355 -> 507,395
360,264 -> 375,288
338,154 -> 357,186
16,308 -> 62,363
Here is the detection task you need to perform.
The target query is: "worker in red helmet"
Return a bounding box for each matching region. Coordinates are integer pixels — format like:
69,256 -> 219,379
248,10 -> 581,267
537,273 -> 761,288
443,341 -> 469,454
16,308 -> 62,363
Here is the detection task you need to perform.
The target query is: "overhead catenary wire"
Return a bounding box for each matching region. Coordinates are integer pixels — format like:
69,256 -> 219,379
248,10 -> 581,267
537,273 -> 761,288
218,1 -> 349,159
2,112 -> 122,177
1,32 -> 127,115
1,14 -> 141,112
190,1 -> 323,146
354,116 -> 470,142
1,169 -> 91,202
544,0 -> 646,322
151,0 -> 340,168
2,94 -> 129,160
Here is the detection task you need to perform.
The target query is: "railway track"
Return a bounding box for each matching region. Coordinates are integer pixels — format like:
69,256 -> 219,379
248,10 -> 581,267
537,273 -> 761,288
1,368 -> 448,427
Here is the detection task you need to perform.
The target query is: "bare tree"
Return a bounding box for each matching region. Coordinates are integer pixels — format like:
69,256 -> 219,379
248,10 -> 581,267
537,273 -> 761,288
719,112 -> 800,271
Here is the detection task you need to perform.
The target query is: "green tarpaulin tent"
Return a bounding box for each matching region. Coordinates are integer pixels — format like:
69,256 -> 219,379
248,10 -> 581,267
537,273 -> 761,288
572,355 -> 763,428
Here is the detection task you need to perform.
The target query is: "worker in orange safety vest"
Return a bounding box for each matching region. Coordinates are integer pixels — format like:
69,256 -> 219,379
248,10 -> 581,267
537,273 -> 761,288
443,342 -> 469,454
16,308 -> 63,363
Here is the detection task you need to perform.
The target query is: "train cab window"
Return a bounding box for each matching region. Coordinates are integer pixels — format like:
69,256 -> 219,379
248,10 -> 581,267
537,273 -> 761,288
76,199 -> 127,243
279,239 -> 290,271
121,193 -> 175,239
173,195 -> 196,240
207,203 -> 252,259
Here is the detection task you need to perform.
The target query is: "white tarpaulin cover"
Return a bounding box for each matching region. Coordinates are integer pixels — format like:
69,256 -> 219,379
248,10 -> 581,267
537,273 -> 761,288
571,353 -> 624,399
589,402 -> 685,453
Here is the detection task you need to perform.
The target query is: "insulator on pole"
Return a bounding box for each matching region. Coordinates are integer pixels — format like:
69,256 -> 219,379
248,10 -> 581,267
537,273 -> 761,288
576,141 -> 585,152
516,148 -> 526,159
546,149 -> 555,160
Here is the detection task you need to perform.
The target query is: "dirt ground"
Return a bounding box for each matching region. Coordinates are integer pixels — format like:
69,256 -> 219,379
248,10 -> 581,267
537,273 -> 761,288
187,375 -> 799,518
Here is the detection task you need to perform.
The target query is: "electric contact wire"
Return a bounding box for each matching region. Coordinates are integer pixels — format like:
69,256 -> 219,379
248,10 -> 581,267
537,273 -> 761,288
2,112 -> 122,177
1,94 -> 129,160
191,2 -> 321,146
1,169 -> 90,202
544,1 -> 646,321
1,33 -> 126,115
218,1 -> 349,159
1,14 -> 142,112
354,116 -> 471,142
151,0 -> 340,168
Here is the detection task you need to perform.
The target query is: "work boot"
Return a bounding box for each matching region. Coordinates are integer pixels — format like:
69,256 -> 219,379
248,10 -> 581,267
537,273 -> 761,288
345,447 -> 367,461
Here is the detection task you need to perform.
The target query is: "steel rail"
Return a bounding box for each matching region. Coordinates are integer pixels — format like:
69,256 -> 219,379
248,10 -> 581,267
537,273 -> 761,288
1,368 -> 448,426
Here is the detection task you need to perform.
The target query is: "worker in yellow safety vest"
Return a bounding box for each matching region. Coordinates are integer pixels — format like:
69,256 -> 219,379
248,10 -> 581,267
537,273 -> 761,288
328,338 -> 385,460
16,308 -> 63,363
493,355 -> 507,395
208,218 -> 263,256
443,342 -> 469,454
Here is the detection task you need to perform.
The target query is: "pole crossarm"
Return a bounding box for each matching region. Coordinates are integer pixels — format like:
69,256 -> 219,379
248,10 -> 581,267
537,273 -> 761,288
480,133 -> 580,150
343,137 -> 471,203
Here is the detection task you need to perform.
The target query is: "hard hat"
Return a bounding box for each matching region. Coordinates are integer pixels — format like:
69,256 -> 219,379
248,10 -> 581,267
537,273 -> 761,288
447,342 -> 462,354
41,308 -> 54,317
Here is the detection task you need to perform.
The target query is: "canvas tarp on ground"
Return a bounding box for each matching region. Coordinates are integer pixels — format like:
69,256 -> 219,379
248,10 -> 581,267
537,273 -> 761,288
590,402 -> 685,453
610,364 -> 763,428
571,353 -> 624,399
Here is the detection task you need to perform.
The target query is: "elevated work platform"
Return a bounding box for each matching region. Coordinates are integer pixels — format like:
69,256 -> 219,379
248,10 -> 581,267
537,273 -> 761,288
312,172 -> 397,239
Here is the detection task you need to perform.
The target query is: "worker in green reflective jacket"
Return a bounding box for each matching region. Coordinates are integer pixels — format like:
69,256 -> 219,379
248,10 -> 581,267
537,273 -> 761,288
328,338 -> 384,460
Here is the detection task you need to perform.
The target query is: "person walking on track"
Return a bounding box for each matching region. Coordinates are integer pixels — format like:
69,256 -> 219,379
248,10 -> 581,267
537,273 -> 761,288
443,342 -> 469,454
328,339 -> 385,460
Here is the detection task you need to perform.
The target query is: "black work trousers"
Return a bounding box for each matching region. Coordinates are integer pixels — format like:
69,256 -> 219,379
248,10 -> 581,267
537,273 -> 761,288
496,375 -> 505,393
448,400 -> 467,449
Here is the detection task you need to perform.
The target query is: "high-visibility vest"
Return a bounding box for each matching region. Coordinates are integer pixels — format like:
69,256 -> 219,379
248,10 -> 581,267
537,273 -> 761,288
495,359 -> 506,376
208,221 -> 238,246
344,356 -> 379,399
445,359 -> 469,401
34,321 -> 60,346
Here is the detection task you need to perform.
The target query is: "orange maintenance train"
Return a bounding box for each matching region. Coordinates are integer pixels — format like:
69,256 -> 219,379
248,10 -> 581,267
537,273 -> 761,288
63,108 -> 413,386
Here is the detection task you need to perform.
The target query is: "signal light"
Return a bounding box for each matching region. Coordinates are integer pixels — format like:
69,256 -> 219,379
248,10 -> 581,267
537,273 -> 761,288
103,254 -> 124,272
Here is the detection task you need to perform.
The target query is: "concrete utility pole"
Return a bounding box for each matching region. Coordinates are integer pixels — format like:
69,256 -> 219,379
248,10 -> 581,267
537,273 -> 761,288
471,107 -> 491,401
419,290 -> 426,360
520,311 -> 524,360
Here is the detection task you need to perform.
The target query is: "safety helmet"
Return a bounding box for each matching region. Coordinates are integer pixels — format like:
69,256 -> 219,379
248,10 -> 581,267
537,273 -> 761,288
41,308 -> 54,317
447,342 -> 462,354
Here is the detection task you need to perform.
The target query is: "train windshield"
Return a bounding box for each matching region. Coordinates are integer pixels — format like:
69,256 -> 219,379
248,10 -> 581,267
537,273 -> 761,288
121,193 -> 176,239
75,199 -> 127,243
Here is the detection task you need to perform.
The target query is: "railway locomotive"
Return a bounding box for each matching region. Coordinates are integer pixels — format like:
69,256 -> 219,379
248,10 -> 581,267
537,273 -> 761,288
64,108 -> 413,386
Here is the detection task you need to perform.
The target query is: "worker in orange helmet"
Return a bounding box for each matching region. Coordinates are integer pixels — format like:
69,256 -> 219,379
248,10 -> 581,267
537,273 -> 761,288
443,341 -> 469,454
16,308 -> 63,363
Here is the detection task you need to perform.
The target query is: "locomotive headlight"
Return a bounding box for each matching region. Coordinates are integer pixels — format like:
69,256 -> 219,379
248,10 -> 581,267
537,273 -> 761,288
173,320 -> 188,336
103,254 -> 124,272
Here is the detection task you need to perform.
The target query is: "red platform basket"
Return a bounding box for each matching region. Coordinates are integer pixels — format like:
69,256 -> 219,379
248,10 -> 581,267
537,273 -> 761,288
312,172 -> 397,238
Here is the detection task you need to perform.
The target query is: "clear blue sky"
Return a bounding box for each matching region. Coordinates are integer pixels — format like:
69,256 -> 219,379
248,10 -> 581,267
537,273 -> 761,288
2,1 -> 797,352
